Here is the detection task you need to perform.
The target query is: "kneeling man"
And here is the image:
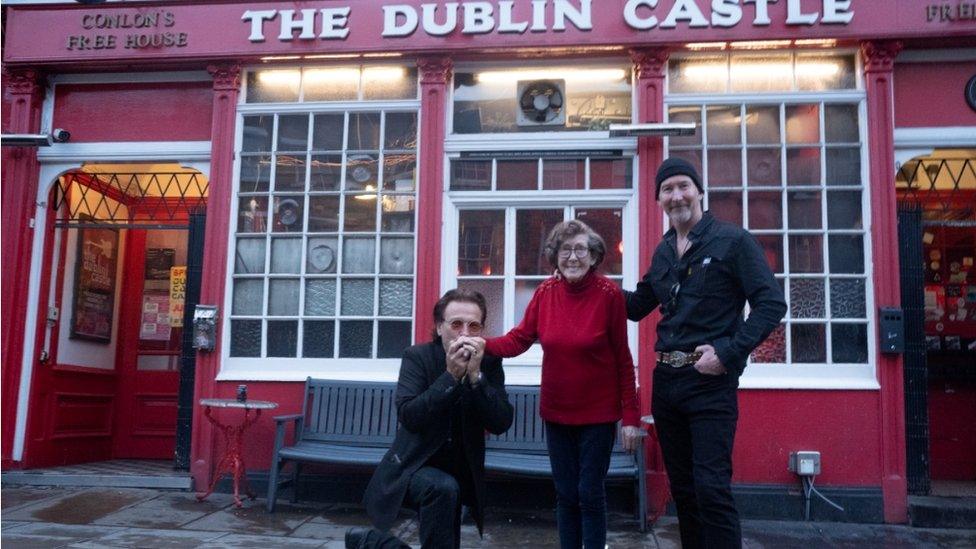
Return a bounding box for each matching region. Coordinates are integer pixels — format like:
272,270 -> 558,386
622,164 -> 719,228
348,289 -> 514,549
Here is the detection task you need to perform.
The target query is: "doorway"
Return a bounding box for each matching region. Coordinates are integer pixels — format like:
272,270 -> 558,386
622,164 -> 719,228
22,164 -> 207,470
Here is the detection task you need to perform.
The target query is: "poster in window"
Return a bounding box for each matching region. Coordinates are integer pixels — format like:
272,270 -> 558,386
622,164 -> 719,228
70,223 -> 119,342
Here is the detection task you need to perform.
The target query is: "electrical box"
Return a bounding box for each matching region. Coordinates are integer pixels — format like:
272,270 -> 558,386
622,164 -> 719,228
789,451 -> 821,476
878,307 -> 904,354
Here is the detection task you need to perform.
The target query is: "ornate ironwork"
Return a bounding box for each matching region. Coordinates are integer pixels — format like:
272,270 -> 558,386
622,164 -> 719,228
896,156 -> 976,225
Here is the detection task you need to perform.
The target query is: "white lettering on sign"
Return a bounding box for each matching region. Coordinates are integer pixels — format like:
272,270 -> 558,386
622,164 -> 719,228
383,0 -> 591,37
244,8 -> 351,41
622,0 -> 852,29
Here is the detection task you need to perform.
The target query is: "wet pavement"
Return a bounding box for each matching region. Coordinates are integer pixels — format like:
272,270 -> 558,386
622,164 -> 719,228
2,484 -> 975,548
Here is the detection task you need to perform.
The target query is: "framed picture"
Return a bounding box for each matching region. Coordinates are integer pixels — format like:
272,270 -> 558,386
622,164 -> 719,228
70,221 -> 119,343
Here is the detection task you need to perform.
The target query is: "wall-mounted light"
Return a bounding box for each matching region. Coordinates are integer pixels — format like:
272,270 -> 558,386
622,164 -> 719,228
1,128 -> 70,147
608,123 -> 696,138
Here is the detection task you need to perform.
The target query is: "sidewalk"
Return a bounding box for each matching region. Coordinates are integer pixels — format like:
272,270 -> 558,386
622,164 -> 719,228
3,484 -> 975,548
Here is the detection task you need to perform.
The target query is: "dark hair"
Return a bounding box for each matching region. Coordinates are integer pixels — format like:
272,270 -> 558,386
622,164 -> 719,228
543,219 -> 606,270
430,288 -> 488,340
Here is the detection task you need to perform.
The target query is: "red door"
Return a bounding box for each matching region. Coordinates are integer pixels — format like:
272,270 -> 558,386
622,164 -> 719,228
112,227 -> 187,459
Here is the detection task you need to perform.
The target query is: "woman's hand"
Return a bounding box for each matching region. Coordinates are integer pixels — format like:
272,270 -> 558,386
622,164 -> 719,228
620,425 -> 641,453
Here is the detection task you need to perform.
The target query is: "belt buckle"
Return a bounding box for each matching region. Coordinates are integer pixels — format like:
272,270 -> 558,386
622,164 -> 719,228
670,350 -> 689,368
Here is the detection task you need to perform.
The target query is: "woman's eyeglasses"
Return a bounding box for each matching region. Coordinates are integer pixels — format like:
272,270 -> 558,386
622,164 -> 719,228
558,245 -> 590,259
446,319 -> 484,334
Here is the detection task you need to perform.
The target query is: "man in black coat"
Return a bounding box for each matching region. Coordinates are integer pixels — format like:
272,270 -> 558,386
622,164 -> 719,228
347,289 -> 514,549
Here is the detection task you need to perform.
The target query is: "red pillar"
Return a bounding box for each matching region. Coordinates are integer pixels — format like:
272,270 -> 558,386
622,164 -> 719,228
630,47 -> 669,520
414,57 -> 451,342
1,68 -> 46,466
190,64 -> 241,489
861,40 -> 908,524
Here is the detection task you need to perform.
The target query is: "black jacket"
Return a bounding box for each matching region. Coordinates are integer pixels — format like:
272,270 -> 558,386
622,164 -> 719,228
363,341 -> 514,535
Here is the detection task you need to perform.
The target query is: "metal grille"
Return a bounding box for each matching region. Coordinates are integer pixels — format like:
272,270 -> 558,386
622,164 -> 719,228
52,171 -> 208,229
896,157 -> 976,227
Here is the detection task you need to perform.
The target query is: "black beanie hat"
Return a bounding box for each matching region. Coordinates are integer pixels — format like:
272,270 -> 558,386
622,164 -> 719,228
655,157 -> 703,197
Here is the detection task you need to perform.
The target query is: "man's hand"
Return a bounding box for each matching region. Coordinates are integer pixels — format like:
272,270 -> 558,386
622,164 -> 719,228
445,339 -> 469,381
693,344 -> 727,375
459,336 -> 486,384
620,426 -> 641,453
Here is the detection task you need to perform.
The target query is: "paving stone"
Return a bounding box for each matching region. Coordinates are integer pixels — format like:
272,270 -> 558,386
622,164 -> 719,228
3,488 -> 159,524
0,523 -> 124,541
180,502 -> 313,535
2,533 -> 79,549
66,527 -> 226,548
197,533 -> 327,548
743,519 -> 826,548
93,492 -> 236,529
814,522 -> 976,548
1,521 -> 33,531
0,486 -> 73,512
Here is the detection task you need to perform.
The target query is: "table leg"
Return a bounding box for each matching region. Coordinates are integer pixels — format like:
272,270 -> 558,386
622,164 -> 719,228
196,406 -> 262,507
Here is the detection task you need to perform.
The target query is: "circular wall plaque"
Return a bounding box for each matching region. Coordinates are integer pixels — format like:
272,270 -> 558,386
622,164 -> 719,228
966,75 -> 976,112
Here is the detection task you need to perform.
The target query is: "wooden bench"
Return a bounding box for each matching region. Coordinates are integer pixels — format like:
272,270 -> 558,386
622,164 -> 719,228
267,379 -> 648,531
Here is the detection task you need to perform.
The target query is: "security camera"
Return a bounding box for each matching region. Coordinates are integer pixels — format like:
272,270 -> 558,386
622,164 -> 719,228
51,129 -> 71,143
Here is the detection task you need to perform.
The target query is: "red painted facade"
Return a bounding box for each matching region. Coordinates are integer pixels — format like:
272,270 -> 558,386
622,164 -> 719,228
3,0 -> 975,524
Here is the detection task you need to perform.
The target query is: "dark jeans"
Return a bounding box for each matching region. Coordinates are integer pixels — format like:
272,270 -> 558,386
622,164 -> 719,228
403,466 -> 462,549
652,365 -> 741,549
545,421 -> 616,549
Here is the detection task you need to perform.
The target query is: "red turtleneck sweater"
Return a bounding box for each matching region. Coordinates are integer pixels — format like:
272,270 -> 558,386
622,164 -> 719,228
485,271 -> 640,427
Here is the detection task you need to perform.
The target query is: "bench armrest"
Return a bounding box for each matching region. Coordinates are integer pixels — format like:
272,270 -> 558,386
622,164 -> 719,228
274,414 -> 304,423
272,414 -> 305,455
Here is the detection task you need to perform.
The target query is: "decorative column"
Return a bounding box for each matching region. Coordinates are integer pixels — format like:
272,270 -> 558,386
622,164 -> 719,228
1,68 -> 46,465
861,40 -> 907,524
414,57 -> 452,343
630,47 -> 669,523
190,64 -> 241,489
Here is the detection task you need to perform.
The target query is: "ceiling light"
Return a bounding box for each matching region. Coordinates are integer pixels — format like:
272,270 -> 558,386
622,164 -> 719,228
475,68 -> 626,84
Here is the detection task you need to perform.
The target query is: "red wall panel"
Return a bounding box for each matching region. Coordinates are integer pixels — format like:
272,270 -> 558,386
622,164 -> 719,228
928,383 -> 976,480
52,82 -> 213,142
894,62 -> 976,128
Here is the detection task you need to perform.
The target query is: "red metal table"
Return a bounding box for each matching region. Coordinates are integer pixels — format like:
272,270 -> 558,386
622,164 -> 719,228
196,398 -> 278,507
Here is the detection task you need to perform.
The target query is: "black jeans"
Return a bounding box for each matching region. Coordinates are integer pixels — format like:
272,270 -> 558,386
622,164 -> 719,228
652,365 -> 741,549
545,421 -> 616,549
403,466 -> 462,549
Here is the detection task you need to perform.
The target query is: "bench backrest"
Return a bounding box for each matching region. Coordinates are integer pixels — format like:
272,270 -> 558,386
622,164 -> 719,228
300,378 -> 398,447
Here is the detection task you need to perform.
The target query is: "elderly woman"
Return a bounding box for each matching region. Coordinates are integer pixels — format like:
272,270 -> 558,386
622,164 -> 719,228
473,219 -> 640,549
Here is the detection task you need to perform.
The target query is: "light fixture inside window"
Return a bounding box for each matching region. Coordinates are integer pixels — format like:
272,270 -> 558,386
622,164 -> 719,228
257,70 -> 301,86
475,68 -> 626,84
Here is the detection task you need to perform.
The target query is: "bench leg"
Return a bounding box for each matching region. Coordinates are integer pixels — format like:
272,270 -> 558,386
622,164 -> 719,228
267,456 -> 283,513
291,462 -> 303,504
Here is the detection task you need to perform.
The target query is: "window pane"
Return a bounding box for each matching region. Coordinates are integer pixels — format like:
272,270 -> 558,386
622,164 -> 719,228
240,156 -> 271,193
706,106 -> 741,145
827,191 -> 863,229
497,160 -> 537,190
344,193 -> 377,231
377,321 -> 412,358
233,279 -> 263,315
668,105 -> 702,146
825,104 -> 859,143
247,70 -> 300,103
797,54 -> 855,91
364,67 -> 417,100
312,114 -> 345,151
385,112 -> 418,150
379,279 -> 413,316
380,237 -> 414,274
590,158 -> 632,189
267,320 -> 298,357
515,279 -> 544,327
235,238 -> 266,274
268,279 -> 300,315
707,149 -> 742,187
343,237 -> 376,274
308,196 -> 340,232
751,324 -> 785,363
309,155 -> 342,192
542,160 -> 585,190
828,235 -> 864,274
790,278 -> 825,318
305,279 -> 336,316
668,150 -> 702,187
832,323 -> 867,363
381,194 -> 415,232
272,196 -> 304,232
307,237 -> 338,274
277,114 -> 309,151
270,238 -> 301,273
341,279 -> 374,316
757,234 -> 785,273
669,56 -> 726,94
384,154 -> 416,192
746,148 -> 781,186
303,320 -> 335,358
748,191 -> 782,230
730,54 -> 791,93
345,153 -> 379,191
456,279 -> 503,335
516,209 -> 563,275
825,147 -> 861,186
339,320 -> 372,357
348,113 -> 380,150
451,160 -> 492,190
274,154 -> 307,192
304,67 -> 359,102
787,191 -> 822,229
459,210 -> 504,276
791,323 -> 826,363
745,106 -> 780,144
242,115 -> 274,152
830,279 -> 866,318
789,235 -> 823,273
707,191 -> 742,226
786,104 -> 820,144
786,147 -> 821,186
577,208 -> 623,275
230,320 -> 261,357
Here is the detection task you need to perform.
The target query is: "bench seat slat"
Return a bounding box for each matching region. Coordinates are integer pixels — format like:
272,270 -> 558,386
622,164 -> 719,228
279,442 -> 389,465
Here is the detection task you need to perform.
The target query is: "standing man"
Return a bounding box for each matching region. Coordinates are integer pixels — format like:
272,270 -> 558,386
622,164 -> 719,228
347,289 -> 514,549
626,158 -> 787,548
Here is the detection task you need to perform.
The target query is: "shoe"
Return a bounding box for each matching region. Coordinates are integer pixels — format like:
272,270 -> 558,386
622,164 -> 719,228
345,527 -> 368,549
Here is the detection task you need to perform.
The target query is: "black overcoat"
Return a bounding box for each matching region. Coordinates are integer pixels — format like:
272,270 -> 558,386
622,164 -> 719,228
363,341 -> 514,535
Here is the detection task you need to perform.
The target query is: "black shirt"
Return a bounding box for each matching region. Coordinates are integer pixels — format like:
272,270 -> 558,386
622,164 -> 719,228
624,212 -> 787,374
